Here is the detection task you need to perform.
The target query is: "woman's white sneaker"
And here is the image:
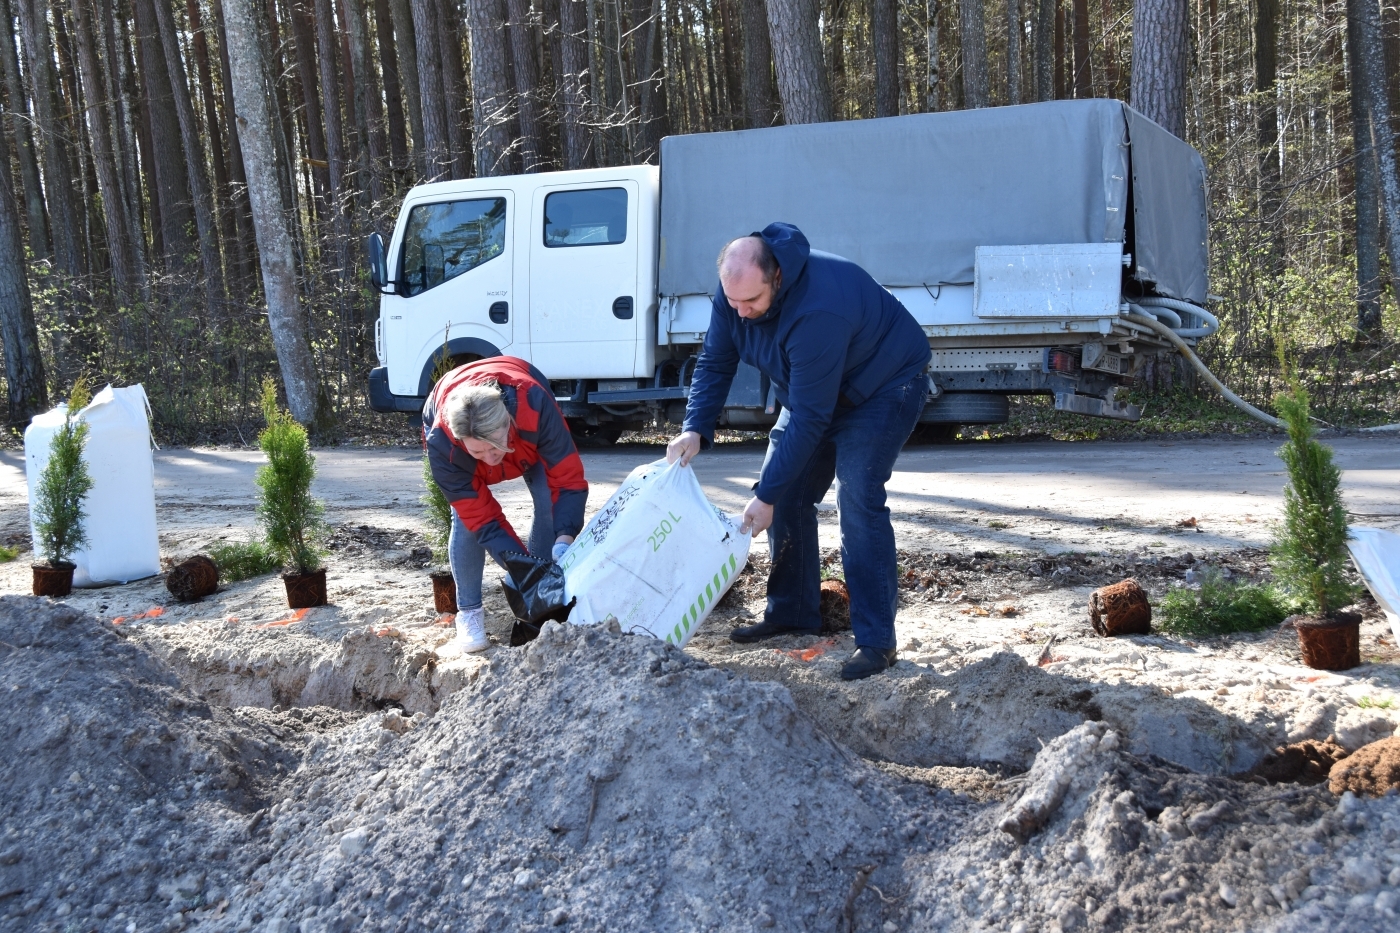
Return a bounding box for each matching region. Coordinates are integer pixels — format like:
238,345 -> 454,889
440,607 -> 489,655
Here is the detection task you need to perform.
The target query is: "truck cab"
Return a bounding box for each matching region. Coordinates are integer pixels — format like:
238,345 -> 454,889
369,100 -> 1214,442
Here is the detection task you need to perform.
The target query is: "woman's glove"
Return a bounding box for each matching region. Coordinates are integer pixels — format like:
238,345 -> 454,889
551,540 -> 570,562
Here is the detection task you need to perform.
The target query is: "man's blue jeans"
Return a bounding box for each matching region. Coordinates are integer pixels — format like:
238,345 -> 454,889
449,461 -> 554,611
761,373 -> 927,650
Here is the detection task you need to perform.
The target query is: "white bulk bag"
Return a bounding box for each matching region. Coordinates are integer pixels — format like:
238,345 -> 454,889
1348,527 -> 1400,645
25,385 -> 160,586
560,459 -> 750,648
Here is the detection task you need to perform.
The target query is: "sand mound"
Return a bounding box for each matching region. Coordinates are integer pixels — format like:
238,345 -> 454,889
1329,737 -> 1400,798
225,620 -> 926,933
0,596 -> 291,931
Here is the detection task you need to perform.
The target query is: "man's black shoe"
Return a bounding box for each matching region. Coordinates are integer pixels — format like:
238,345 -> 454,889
840,646 -> 897,680
729,618 -> 821,643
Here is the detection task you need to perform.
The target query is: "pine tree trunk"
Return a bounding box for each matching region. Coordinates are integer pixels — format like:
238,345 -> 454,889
130,0 -> 194,263
187,0 -> 234,258
289,0 -> 332,209
100,1 -> 148,283
388,0 -> 425,174
1054,0 -> 1065,99
69,0 -> 137,297
1349,0 -> 1400,327
1348,0 -> 1384,335
1034,0 -> 1053,101
411,0 -> 451,179
740,0 -> 778,126
222,0 -> 324,428
0,114 -> 48,424
926,0 -> 941,111
1072,0 -> 1091,97
467,0 -> 514,175
1255,0 -> 1282,271
314,0 -> 351,241
1131,0 -> 1188,138
152,0 -> 226,306
1007,0 -> 1021,105
506,0 -> 543,171
210,0 -> 258,284
345,0 -> 388,204
873,0 -> 899,117
374,0 -> 410,172
633,0 -> 666,157
439,0 -> 472,178
0,0 -> 51,260
557,0 -> 592,167
765,0 -> 831,123
960,0 -> 989,108
15,0 -> 85,274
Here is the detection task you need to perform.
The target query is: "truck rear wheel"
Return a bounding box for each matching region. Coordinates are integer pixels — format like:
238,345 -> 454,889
906,424 -> 958,445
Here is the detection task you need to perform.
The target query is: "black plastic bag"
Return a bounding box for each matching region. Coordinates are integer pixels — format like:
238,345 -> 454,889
500,551 -> 575,646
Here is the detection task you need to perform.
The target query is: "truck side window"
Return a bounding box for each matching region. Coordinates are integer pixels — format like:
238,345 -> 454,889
399,197 -> 506,297
543,188 -> 627,247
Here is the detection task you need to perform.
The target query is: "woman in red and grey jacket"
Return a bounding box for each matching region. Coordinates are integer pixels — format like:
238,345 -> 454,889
423,357 -> 588,654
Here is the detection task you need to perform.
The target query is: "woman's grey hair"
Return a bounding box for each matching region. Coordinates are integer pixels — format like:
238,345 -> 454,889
445,381 -> 513,450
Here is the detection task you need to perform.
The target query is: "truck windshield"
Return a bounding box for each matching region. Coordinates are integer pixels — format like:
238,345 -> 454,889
544,188 -> 627,247
399,197 -> 507,297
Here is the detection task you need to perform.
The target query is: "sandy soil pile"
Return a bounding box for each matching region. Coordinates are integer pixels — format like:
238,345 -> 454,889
0,597 -> 286,932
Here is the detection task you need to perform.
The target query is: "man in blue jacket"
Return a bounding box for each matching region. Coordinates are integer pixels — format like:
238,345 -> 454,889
667,222 -> 931,679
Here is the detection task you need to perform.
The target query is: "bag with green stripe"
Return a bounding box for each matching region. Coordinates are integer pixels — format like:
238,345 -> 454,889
559,459 -> 751,648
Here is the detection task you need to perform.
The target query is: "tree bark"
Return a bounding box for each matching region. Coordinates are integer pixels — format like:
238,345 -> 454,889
152,0 -> 226,306
70,0 -> 138,297
740,0 -> 778,126
345,0 -> 388,204
374,0 -> 410,172
0,112 -> 48,424
410,0 -> 450,179
926,0 -> 940,111
222,0 -> 324,428
1131,0 -> 1188,138
1255,0 -> 1281,224
187,0 -> 234,256
387,0 -> 425,174
1054,0 -> 1065,99
765,0 -> 832,123
873,0 -> 899,117
314,0 -> 351,240
1072,0 -> 1091,97
1349,0 -> 1400,331
0,0 -> 51,259
15,0 -> 85,274
467,0 -> 514,175
634,0 -> 667,157
211,0 -> 258,284
556,0 -> 592,166
959,0 -> 989,108
506,0 -> 543,171
1007,0 -> 1021,105
439,0 -> 472,178
130,0 -> 194,263
289,0 -> 331,209
1034,0 -> 1053,101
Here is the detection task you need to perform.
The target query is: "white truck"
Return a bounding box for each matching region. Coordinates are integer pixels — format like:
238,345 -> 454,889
366,100 -> 1215,442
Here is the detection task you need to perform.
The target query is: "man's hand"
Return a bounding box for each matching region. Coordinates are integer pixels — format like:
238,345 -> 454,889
666,431 -> 702,466
739,497 -> 773,537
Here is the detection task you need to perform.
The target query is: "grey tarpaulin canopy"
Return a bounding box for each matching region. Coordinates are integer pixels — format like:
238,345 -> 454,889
657,100 -> 1208,305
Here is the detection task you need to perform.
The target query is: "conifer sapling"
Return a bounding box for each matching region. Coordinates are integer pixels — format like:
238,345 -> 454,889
33,378 -> 93,568
255,378 -> 327,574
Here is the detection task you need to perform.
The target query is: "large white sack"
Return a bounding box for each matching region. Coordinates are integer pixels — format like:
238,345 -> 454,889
1348,527 -> 1400,645
560,459 -> 750,647
25,385 -> 160,586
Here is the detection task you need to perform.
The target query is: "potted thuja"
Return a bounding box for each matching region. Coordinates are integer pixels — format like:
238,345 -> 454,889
256,379 -> 330,608
1270,382 -> 1359,670
32,379 -> 94,597
423,454 -> 457,613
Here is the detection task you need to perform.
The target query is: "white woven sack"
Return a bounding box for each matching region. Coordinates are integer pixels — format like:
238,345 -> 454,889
561,459 -> 750,647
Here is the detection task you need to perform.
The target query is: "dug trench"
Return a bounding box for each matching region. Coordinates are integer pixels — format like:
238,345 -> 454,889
5,535 -> 1400,932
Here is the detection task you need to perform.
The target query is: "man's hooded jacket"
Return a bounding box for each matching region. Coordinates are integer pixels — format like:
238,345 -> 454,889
423,357 -> 587,563
683,222 -> 931,504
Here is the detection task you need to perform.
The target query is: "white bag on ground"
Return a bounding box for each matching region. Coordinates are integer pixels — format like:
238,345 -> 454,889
25,385 -> 160,586
561,459 -> 750,647
1347,527 -> 1400,644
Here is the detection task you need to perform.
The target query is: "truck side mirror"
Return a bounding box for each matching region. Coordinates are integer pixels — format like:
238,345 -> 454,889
367,232 -> 391,292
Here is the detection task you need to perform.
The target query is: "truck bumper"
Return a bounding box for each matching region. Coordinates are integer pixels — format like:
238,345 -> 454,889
368,367 -> 426,414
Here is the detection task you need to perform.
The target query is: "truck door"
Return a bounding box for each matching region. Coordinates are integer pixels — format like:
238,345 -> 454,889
383,193 -> 514,398
528,181 -> 640,379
